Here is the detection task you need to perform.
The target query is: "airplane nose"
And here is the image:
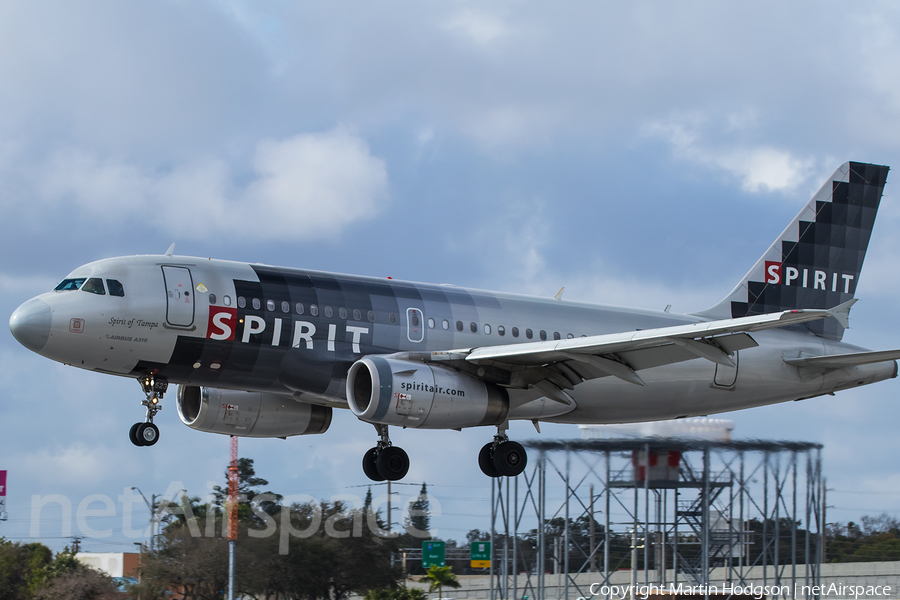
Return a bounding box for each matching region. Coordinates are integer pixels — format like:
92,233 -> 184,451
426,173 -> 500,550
9,298 -> 52,353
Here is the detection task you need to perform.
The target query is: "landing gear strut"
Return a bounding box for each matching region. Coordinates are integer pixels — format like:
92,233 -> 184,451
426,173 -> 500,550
362,424 -> 409,481
479,424 -> 527,478
129,375 -> 167,447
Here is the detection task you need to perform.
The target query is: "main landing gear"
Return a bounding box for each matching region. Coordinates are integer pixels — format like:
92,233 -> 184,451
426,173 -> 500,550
478,425 -> 528,478
362,424 -> 410,482
129,375 -> 167,447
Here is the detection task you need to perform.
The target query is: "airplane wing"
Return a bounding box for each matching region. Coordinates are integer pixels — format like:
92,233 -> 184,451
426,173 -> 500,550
417,301 -> 857,399
784,349 -> 900,371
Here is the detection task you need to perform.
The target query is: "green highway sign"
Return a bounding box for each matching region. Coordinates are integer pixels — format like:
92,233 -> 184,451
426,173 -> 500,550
422,540 -> 446,568
470,541 -> 491,568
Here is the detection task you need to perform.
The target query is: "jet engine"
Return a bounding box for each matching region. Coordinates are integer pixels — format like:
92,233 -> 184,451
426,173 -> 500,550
176,386 -> 332,437
346,356 -> 508,429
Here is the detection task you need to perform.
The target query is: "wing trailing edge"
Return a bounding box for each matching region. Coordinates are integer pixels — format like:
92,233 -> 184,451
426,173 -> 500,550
784,349 -> 900,371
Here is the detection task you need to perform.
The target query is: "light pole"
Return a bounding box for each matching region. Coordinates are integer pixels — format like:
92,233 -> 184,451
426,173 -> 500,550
133,541 -> 143,600
130,487 -> 186,552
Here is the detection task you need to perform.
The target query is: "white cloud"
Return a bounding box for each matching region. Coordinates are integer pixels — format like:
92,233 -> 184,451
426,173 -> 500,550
643,113 -> 816,194
19,443 -> 132,487
715,148 -> 816,194
460,104 -> 562,150
244,130 -> 389,237
28,128 -> 389,242
442,9 -> 509,46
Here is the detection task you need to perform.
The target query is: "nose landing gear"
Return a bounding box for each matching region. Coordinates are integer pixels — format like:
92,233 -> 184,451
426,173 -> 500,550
130,376 -> 167,447
362,424 -> 409,481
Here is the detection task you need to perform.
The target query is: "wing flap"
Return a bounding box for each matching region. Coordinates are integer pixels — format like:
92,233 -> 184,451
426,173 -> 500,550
784,349 -> 900,370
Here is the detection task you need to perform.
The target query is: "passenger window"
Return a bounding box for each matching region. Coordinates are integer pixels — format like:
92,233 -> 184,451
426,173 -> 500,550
428,317 -> 435,329
282,301 -> 290,313
325,306 -> 333,318
238,297 -> 246,309
252,298 -> 261,310
389,313 -> 397,324
540,330 -> 547,341
567,333 -> 574,339
367,310 -> 376,322
512,327 -> 519,338
553,332 -> 560,340
209,293 -> 217,305
81,278 -> 105,295
266,299 -> 275,311
296,303 -> 305,315
224,295 -> 232,306
310,304 -> 319,316
411,312 -> 420,327
498,326 -> 505,336
470,322 -> 477,333
442,319 -> 449,330
106,279 -> 125,297
353,309 -> 362,321
525,329 -> 533,339
54,278 -> 86,291
484,324 -> 491,335
456,321 -> 463,331
339,307 -> 347,319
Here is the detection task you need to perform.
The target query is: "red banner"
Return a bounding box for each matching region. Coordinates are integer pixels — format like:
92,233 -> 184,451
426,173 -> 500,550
0,470 -> 6,497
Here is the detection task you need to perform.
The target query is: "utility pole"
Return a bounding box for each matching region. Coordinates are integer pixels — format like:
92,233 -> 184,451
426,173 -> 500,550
228,435 -> 239,600
589,484 -> 596,573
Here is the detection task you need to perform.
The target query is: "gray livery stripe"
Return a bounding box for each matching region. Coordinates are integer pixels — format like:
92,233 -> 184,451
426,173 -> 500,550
371,357 -> 395,422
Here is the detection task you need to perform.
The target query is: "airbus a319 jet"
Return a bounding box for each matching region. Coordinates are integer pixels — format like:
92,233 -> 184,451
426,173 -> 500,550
10,162 -> 900,481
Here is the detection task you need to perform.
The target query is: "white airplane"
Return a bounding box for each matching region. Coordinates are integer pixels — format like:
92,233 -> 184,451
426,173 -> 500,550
10,162 -> 900,481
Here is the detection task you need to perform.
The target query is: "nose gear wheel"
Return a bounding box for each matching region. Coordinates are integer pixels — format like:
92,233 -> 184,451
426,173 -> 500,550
130,376 -> 167,447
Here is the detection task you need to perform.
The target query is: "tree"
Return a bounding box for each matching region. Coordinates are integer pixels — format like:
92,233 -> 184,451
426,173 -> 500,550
405,483 -> 431,537
29,547 -> 121,600
33,569 -> 121,600
418,565 -> 460,600
365,587 -> 428,600
213,457 -> 282,515
0,538 -> 53,600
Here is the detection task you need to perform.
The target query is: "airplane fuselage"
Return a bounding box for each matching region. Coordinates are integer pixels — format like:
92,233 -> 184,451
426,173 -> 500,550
14,254 -> 896,425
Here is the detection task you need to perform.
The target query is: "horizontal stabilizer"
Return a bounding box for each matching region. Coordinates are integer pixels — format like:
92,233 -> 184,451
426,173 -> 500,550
827,298 -> 857,329
784,349 -> 900,370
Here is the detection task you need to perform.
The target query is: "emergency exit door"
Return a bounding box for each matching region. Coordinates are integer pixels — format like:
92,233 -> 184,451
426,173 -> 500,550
162,266 -> 195,327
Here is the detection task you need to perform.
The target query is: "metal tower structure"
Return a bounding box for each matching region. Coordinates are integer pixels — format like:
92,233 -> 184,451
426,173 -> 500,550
228,435 -> 238,600
489,438 -> 824,600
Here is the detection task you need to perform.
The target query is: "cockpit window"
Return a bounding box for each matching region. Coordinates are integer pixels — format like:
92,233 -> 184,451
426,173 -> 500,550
81,278 -> 106,295
55,278 -> 86,291
106,279 -> 125,297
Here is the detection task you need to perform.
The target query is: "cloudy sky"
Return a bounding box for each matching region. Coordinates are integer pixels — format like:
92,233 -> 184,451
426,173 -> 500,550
3,1 -> 900,553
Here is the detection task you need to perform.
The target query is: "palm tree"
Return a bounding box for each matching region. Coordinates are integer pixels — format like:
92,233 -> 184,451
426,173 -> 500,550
418,565 -> 461,600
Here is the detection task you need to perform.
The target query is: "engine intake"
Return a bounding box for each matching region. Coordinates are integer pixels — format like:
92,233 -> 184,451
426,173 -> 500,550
346,356 -> 508,429
176,386 -> 332,438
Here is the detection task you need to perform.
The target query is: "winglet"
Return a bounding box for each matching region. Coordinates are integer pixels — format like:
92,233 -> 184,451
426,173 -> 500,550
828,298 -> 858,330
555,287 -> 565,300
165,243 -> 176,257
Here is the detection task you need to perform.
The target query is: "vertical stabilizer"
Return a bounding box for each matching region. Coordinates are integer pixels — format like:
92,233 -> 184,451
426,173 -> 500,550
698,161 -> 889,340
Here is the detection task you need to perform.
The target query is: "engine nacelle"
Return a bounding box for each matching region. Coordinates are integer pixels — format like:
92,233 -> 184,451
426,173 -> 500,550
346,356 -> 508,429
176,386 -> 332,438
